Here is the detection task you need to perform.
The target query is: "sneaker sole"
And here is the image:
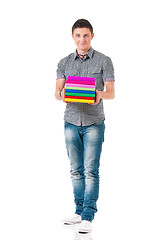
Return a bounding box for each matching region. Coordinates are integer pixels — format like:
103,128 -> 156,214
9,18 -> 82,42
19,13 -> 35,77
78,230 -> 90,234
64,221 -> 81,225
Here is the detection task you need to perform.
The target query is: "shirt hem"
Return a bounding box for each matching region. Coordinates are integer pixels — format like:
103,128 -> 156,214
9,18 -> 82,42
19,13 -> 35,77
104,78 -> 115,82
56,76 -> 66,80
64,117 -> 105,127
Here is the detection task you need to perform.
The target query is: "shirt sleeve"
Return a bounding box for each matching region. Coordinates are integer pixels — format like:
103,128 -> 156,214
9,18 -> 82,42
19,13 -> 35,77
56,58 -> 66,80
102,57 -> 115,82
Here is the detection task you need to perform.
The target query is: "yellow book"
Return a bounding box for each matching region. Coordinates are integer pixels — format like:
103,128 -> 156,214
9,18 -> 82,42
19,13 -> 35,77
65,98 -> 94,103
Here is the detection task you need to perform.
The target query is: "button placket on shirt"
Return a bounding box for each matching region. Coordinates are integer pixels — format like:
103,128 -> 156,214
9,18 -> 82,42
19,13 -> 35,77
77,58 -> 88,126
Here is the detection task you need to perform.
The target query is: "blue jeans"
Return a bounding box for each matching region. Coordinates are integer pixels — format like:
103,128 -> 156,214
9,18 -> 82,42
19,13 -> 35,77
64,120 -> 105,222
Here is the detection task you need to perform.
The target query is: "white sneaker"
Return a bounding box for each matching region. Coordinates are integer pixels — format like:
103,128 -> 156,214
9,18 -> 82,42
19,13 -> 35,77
64,214 -> 81,225
78,220 -> 92,233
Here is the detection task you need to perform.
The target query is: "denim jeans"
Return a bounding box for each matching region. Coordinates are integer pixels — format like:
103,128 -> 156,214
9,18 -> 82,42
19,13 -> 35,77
64,120 -> 105,222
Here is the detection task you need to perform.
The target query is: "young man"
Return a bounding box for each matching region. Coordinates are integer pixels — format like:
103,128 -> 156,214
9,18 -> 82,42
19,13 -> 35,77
55,19 -> 115,233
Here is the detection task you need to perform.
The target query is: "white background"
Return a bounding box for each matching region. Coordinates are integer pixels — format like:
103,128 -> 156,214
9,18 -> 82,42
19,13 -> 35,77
0,0 -> 159,239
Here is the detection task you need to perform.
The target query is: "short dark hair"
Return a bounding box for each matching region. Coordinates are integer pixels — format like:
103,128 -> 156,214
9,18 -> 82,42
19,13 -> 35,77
72,19 -> 93,34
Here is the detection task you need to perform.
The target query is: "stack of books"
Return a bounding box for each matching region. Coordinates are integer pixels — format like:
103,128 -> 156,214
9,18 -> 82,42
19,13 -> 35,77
65,76 -> 96,103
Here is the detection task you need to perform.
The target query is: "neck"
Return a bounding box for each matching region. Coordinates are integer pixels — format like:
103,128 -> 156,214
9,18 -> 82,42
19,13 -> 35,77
77,47 -> 91,55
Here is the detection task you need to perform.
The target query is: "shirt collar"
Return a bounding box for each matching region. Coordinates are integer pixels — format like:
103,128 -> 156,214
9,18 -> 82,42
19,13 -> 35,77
74,47 -> 94,59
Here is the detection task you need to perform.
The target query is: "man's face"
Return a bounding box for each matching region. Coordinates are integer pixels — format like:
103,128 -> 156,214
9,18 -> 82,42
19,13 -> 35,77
72,28 -> 94,52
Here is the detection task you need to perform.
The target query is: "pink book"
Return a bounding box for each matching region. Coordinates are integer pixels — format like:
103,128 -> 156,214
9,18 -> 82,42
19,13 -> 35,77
66,83 -> 95,88
66,80 -> 95,85
68,76 -> 95,82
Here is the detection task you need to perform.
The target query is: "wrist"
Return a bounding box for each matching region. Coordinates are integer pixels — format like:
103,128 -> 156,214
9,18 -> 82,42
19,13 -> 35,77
98,90 -> 103,100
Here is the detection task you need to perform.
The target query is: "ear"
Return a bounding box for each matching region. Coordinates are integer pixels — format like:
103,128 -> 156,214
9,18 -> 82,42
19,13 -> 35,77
91,33 -> 94,40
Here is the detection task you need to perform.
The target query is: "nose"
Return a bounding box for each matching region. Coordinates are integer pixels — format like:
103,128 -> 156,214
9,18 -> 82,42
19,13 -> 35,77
80,36 -> 85,43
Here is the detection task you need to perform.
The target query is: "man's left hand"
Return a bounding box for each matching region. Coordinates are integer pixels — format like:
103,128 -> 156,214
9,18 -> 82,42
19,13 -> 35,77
89,89 -> 101,105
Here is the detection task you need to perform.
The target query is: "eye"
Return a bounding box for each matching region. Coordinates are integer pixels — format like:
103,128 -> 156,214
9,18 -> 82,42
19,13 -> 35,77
76,34 -> 80,37
84,34 -> 89,37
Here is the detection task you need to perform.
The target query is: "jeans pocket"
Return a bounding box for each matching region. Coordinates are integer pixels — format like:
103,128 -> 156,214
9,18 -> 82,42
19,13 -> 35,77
64,121 -> 69,128
94,120 -> 105,126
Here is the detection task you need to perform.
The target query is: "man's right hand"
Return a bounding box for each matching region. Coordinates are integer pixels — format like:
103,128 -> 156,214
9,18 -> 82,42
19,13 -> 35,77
61,88 -> 66,102
55,78 -> 66,101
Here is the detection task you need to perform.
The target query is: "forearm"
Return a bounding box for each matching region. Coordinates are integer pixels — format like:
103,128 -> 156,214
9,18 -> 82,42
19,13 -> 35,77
55,78 -> 65,101
99,89 -> 115,100
55,88 -> 63,100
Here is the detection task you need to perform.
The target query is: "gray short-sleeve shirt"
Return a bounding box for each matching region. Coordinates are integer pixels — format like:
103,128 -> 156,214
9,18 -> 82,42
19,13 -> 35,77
56,47 -> 115,126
